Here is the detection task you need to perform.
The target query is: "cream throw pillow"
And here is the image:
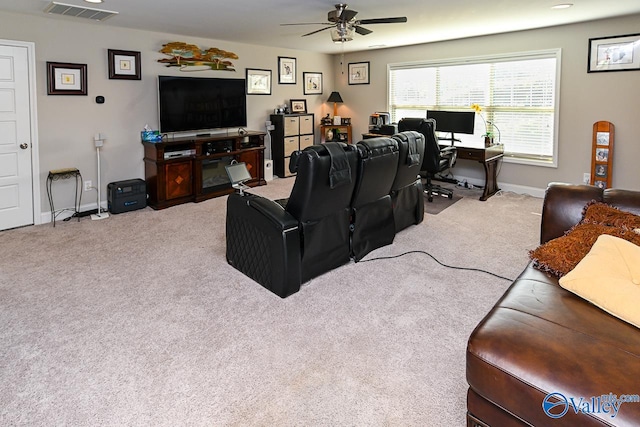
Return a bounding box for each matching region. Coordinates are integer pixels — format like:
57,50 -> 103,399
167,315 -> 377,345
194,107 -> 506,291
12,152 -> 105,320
559,234 -> 640,329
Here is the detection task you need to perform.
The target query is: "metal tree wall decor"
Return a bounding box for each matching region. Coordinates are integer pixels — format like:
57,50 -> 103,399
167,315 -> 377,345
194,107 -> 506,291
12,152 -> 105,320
158,42 -> 238,71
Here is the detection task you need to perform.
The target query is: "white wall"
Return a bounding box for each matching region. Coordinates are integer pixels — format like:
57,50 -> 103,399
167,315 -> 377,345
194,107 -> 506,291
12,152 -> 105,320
336,14 -> 640,193
0,11 -> 334,215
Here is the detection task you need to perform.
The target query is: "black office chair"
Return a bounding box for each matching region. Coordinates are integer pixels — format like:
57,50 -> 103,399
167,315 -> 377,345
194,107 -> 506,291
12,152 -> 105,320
398,118 -> 457,202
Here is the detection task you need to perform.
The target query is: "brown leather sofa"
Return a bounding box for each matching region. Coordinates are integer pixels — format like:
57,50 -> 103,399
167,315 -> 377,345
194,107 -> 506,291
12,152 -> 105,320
466,182 -> 640,426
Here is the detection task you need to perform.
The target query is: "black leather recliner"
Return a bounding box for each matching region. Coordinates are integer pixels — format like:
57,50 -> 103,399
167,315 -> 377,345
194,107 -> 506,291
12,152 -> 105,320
390,131 -> 425,231
398,118 -> 457,202
350,137 -> 400,261
226,142 -> 358,298
226,133 -> 425,298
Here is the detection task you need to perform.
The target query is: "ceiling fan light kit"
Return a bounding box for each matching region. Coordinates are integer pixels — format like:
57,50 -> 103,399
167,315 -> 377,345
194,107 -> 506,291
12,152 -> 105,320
282,3 -> 407,44
331,26 -> 353,43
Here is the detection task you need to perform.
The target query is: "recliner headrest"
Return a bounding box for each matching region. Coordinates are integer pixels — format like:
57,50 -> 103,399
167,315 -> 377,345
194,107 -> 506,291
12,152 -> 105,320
322,142 -> 353,189
393,131 -> 423,166
357,137 -> 398,159
289,150 -> 302,174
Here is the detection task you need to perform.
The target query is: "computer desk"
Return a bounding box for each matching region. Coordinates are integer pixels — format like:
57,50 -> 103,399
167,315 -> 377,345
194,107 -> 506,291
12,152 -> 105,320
362,133 -> 504,201
450,142 -> 504,201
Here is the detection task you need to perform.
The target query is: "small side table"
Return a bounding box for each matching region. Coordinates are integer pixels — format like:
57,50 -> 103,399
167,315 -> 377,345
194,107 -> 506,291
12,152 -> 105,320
320,124 -> 352,144
46,168 -> 82,227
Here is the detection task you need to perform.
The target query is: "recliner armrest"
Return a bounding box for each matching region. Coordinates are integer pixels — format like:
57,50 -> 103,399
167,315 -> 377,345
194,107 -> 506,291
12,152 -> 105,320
226,192 -> 302,298
245,195 -> 298,230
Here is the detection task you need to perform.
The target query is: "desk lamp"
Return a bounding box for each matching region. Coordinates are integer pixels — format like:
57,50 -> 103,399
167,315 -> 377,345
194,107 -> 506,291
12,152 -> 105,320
327,91 -> 343,117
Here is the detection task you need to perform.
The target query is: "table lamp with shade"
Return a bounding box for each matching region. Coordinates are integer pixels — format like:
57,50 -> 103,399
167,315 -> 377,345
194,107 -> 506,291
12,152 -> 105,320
327,91 -> 343,117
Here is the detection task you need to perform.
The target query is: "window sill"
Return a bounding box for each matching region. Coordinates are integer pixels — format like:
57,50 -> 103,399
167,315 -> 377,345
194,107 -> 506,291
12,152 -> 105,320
503,155 -> 557,168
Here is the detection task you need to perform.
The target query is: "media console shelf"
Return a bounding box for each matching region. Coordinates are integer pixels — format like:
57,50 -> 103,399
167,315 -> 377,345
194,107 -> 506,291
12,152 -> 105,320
143,131 -> 266,209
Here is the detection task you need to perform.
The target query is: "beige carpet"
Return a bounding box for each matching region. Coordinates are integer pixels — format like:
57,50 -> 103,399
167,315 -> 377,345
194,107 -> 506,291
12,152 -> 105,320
0,178 -> 542,426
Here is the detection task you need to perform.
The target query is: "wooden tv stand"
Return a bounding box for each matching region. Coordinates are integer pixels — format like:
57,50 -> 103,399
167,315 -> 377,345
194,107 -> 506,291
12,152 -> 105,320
142,131 -> 266,209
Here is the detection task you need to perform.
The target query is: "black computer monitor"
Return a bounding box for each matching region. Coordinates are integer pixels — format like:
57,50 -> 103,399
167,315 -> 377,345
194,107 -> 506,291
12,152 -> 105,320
426,110 -> 475,142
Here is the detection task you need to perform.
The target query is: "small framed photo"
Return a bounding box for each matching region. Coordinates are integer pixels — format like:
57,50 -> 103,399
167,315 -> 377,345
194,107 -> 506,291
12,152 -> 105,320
595,148 -> 609,162
596,131 -> 610,146
290,99 -> 307,114
46,62 -> 87,95
108,49 -> 141,80
348,61 -> 370,85
588,33 -> 640,73
246,68 -> 272,95
278,56 -> 296,84
594,180 -> 607,189
595,164 -> 608,178
303,72 -> 323,95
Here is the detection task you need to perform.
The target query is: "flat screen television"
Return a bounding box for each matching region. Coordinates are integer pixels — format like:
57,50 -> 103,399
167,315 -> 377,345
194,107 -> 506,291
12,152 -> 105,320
158,76 -> 247,134
426,110 -> 475,142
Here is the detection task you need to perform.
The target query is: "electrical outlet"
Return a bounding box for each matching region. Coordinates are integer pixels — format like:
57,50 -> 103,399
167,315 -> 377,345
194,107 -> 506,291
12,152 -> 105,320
84,180 -> 92,191
583,173 -> 590,184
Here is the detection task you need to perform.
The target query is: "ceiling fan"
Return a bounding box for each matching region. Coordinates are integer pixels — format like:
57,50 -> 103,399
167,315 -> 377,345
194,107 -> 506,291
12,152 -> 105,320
281,3 -> 407,43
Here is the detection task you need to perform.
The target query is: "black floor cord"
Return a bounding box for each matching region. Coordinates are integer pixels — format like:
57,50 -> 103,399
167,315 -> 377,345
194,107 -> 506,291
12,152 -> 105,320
361,250 -> 514,282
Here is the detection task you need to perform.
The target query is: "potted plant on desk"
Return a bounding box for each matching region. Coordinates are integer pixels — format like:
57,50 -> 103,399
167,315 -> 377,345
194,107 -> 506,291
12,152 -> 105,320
471,103 -> 501,147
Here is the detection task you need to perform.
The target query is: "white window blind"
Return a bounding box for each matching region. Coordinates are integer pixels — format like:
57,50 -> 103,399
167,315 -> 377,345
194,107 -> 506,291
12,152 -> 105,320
388,50 -> 560,165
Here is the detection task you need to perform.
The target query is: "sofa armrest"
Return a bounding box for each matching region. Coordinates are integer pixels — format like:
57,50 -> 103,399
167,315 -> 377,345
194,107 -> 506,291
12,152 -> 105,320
226,192 -> 302,298
540,182 -> 603,244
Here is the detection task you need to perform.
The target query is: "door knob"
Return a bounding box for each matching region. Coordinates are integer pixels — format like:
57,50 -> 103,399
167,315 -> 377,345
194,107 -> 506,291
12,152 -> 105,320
20,143 -> 28,149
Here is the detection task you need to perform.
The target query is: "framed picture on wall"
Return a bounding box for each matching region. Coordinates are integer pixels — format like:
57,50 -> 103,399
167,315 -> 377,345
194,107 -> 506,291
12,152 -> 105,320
588,33 -> 640,73
46,62 -> 87,95
348,61 -> 370,85
108,49 -> 141,80
278,56 -> 296,84
246,68 -> 272,95
303,72 -> 322,94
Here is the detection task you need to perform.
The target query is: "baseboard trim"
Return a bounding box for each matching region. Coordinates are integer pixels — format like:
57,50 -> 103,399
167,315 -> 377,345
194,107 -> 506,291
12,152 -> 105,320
498,183 -> 545,198
40,201 -> 106,224
453,174 -> 545,199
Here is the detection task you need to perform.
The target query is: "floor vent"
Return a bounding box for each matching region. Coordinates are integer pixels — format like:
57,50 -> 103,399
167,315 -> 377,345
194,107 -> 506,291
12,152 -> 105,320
43,2 -> 118,21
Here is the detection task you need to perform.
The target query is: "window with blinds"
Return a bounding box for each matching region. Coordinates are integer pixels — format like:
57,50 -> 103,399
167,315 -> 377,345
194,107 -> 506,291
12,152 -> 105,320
388,50 -> 561,165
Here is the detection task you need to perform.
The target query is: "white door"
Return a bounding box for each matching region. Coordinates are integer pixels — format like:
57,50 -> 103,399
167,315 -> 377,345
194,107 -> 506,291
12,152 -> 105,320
0,44 -> 33,230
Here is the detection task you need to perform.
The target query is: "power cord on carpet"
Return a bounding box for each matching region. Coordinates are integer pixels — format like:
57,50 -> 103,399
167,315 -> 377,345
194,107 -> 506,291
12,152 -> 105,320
361,250 -> 514,282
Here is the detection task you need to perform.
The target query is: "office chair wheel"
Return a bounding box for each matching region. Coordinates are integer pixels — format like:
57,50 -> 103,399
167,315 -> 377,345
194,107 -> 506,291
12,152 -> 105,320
428,195 -> 433,202
448,193 -> 453,199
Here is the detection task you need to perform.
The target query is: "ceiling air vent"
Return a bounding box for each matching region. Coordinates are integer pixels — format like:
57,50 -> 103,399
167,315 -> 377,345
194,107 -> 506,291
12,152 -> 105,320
44,2 -> 118,21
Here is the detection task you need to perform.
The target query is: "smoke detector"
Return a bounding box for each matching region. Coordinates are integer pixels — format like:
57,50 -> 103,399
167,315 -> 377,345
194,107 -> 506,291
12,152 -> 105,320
43,1 -> 118,21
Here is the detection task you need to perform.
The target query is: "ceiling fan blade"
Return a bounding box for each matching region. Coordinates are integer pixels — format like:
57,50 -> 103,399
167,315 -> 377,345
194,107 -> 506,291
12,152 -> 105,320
302,26 -> 334,37
340,9 -> 358,22
329,6 -> 358,23
358,17 -> 407,25
354,26 -> 372,36
280,22 -> 331,26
